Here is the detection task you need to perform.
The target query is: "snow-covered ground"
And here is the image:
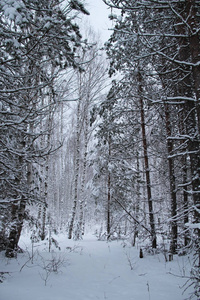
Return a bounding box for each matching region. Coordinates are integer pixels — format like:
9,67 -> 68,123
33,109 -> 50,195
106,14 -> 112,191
0,233 -> 194,300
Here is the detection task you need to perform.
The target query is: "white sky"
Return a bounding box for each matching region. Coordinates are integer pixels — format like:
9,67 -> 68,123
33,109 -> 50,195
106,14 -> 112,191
84,0 -> 113,42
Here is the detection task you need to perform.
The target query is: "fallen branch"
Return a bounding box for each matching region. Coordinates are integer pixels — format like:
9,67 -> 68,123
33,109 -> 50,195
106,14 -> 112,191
112,197 -> 152,235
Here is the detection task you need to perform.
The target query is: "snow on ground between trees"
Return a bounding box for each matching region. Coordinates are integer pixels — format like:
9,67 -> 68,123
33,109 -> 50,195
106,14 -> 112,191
0,233 -> 194,300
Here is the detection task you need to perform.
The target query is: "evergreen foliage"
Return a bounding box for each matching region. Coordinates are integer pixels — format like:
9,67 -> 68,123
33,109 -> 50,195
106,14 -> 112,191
0,0 -> 87,256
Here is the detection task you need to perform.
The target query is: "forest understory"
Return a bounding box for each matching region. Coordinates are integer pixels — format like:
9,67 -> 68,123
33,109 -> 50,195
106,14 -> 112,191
0,230 -> 196,300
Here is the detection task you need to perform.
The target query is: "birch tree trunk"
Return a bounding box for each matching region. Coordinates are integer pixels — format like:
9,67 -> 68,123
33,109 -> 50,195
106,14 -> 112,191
68,99 -> 81,239
59,102 -> 65,228
77,106 -> 89,238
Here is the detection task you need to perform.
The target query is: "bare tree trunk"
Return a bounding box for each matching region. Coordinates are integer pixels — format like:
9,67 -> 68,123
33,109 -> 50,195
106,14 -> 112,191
184,0 -> 200,266
107,172 -> 111,240
187,0 -> 200,134
138,71 -> 157,249
40,93 -> 54,240
59,102 -> 65,229
178,109 -> 190,247
68,100 -> 81,239
132,151 -> 140,246
39,124 -> 46,240
5,199 -> 26,257
5,129 -> 27,258
106,134 -> 112,240
5,153 -> 26,257
182,161 -> 189,247
40,206 -> 47,241
77,109 -> 88,238
164,103 -> 178,254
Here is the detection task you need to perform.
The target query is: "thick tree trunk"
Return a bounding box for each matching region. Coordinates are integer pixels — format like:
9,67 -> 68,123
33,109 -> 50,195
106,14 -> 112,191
5,199 -> 26,257
187,2 -> 200,260
187,0 -> 200,134
176,0 -> 200,267
5,146 -> 26,257
176,1 -> 199,252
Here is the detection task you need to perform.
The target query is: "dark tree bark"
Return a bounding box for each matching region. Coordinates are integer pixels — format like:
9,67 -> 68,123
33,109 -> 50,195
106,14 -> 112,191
187,1 -> 200,240
107,172 -> 111,240
138,71 -> 157,249
107,134 -> 112,240
164,103 -> 178,254
5,199 -> 26,258
178,0 -> 200,263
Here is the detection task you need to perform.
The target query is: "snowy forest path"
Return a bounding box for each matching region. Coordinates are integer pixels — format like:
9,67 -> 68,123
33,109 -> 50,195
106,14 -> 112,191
0,233 -> 193,300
